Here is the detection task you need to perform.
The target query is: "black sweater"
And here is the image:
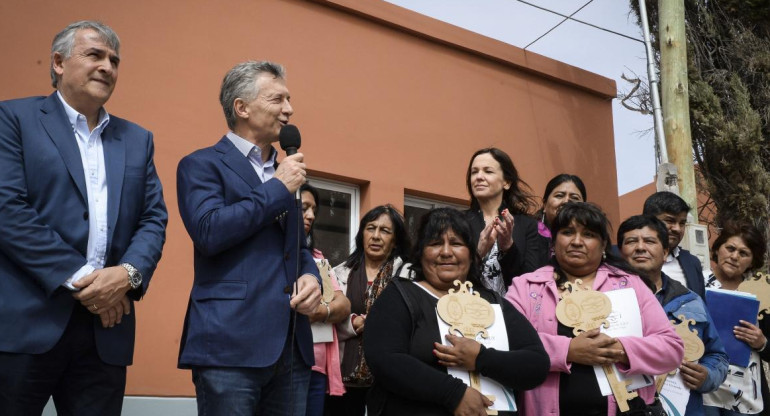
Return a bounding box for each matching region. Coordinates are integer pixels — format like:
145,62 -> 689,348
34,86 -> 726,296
364,279 -> 549,415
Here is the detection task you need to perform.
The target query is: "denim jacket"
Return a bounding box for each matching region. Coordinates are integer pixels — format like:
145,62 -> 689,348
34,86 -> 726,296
657,273 -> 729,415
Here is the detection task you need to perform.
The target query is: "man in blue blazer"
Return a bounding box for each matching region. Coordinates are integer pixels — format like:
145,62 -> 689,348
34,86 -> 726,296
177,61 -> 321,415
643,191 -> 706,298
0,21 -> 167,415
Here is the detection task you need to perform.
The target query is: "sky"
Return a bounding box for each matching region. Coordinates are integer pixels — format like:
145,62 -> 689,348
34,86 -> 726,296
384,0 -> 656,195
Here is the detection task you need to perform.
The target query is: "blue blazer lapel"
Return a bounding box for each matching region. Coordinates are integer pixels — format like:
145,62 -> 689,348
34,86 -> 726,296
216,137 -> 261,189
39,94 -> 87,204
102,123 -> 125,246
217,137 -> 289,231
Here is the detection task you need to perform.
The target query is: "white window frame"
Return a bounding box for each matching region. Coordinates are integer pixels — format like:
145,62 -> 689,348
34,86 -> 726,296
404,195 -> 467,241
404,195 -> 467,211
308,177 -> 360,254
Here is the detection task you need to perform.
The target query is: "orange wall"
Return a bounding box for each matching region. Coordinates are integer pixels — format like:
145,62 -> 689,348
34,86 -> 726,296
0,0 -> 618,396
620,181 -> 718,245
619,183 -> 658,223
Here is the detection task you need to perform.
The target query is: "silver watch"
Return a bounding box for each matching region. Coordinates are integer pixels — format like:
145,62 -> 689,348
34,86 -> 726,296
121,263 -> 142,290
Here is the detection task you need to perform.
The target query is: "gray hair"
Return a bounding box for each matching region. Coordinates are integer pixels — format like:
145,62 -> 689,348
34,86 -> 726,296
220,61 -> 286,130
50,21 -> 120,88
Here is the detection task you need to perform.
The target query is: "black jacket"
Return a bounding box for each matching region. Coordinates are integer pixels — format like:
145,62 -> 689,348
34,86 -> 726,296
464,207 -> 549,289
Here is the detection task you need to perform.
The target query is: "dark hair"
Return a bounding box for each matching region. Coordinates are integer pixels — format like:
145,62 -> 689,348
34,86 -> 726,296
642,192 -> 690,217
409,208 -> 482,288
551,202 -> 654,291
300,183 -> 320,250
536,173 -> 587,224
465,147 -> 538,215
617,215 -> 670,252
711,222 -> 766,271
343,205 -> 411,270
543,174 -> 587,203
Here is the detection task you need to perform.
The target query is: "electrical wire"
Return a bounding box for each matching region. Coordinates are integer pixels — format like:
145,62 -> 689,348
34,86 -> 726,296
519,0 -> 643,49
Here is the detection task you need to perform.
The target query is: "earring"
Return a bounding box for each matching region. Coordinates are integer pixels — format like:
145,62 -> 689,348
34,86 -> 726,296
602,251 -> 607,260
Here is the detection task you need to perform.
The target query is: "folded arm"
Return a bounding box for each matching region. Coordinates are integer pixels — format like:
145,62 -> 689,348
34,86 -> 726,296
364,286 -> 467,413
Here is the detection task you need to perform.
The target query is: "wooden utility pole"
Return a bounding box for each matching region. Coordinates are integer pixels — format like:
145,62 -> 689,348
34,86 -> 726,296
659,0 -> 698,221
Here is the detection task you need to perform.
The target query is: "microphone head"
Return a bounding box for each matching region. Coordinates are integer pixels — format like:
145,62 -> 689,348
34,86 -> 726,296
279,124 -> 301,155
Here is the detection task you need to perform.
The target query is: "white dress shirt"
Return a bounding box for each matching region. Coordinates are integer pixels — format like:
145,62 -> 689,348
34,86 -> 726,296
661,246 -> 688,289
57,92 -> 110,290
226,131 -> 277,182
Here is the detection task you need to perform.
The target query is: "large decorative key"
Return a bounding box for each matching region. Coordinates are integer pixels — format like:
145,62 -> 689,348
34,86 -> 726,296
314,258 -> 335,305
655,315 -> 705,393
739,272 -> 770,319
437,280 -> 497,415
556,280 -> 638,412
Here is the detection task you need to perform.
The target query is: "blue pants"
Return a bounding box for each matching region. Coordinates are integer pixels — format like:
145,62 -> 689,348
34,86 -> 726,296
306,370 -> 327,416
192,337 -> 311,416
0,305 -> 126,416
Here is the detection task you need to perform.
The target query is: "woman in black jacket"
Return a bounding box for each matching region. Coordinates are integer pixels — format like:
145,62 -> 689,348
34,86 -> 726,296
464,148 -> 549,295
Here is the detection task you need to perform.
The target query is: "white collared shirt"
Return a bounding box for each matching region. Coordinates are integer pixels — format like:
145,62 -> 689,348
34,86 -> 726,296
226,132 -> 277,182
57,92 -> 110,290
662,245 -> 688,289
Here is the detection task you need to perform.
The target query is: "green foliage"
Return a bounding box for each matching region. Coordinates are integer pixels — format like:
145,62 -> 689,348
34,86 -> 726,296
629,0 -> 770,260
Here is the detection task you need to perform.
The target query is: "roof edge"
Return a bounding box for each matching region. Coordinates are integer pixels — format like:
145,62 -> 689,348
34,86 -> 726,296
307,0 -> 617,99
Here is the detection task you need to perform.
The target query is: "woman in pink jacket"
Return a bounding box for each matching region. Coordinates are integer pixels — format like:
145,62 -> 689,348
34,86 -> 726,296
506,202 -> 683,416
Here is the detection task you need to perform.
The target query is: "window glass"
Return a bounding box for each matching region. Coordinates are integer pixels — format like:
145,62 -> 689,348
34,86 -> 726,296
404,196 -> 467,242
307,178 -> 359,267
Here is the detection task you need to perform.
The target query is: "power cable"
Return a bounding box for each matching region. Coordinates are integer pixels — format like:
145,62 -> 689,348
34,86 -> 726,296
519,0 -> 643,49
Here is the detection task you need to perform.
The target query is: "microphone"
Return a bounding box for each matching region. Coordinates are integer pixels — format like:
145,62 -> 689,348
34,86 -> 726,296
279,124 -> 301,156
279,124 -> 302,201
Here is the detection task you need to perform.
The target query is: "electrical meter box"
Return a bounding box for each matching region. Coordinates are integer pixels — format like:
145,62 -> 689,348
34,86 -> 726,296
680,223 -> 710,273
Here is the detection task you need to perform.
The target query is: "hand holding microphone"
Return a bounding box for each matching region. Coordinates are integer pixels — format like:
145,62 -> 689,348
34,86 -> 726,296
275,124 -> 306,196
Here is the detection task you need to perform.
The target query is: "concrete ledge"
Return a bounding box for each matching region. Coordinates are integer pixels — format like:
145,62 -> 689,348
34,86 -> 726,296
43,396 -> 197,416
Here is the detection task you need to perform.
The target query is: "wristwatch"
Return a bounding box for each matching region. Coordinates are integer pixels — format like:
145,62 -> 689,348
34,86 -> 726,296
120,263 -> 143,290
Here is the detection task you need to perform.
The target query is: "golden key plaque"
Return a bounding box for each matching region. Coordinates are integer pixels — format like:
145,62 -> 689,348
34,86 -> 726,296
314,259 -> 335,304
655,315 -> 705,393
436,280 -> 497,415
738,272 -> 770,320
556,280 -> 638,412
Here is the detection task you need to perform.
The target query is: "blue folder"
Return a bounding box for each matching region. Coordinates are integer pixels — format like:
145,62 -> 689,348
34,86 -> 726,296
705,288 -> 760,367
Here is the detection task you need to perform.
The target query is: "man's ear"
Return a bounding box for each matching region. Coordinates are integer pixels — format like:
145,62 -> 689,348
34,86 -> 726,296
52,52 -> 65,77
233,98 -> 248,120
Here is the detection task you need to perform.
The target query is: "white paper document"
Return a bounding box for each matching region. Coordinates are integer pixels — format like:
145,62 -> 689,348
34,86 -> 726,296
311,322 -> 334,343
659,371 -> 691,416
437,304 -> 517,412
592,288 -> 654,395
